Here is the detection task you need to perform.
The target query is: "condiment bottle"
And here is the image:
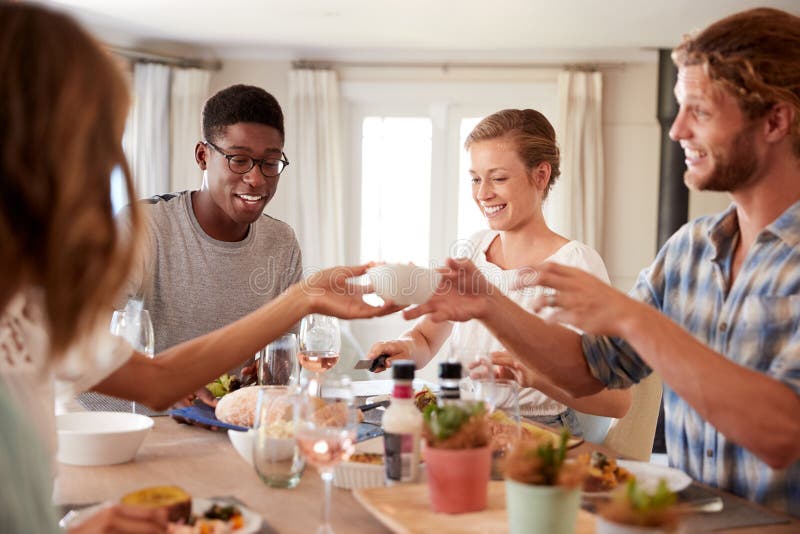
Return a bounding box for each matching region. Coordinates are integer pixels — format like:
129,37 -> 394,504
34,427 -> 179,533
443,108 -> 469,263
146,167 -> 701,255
438,361 -> 462,405
383,360 -> 422,484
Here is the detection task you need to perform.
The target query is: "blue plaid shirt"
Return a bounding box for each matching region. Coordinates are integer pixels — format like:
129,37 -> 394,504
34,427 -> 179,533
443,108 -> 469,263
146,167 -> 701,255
583,201 -> 800,516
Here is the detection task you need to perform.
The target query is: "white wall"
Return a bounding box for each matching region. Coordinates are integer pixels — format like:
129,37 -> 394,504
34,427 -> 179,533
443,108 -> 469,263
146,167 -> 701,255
601,63 -> 661,291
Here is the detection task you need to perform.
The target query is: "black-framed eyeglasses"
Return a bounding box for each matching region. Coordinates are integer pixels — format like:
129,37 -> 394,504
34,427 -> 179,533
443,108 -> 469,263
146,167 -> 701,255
205,140 -> 289,178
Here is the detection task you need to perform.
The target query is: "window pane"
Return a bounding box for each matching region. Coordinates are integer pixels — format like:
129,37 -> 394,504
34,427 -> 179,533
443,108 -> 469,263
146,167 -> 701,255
457,117 -> 486,240
361,117 -> 432,265
110,165 -> 129,214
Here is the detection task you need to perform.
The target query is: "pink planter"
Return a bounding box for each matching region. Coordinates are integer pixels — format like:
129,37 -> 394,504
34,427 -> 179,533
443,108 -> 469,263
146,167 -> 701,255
424,444 -> 491,514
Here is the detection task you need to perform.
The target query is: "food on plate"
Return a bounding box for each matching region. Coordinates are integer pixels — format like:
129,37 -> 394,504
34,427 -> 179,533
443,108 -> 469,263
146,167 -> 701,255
167,502 -> 245,533
333,453 -> 385,489
215,386 -> 364,428
201,503 -> 244,523
504,431 -> 584,488
120,485 -> 192,523
599,479 -> 680,529
413,386 -> 437,412
206,373 -> 241,398
579,451 -> 634,492
487,411 -> 522,453
347,452 -> 384,465
168,519 -> 235,534
121,487 -> 248,533
206,366 -> 258,399
487,411 -> 578,452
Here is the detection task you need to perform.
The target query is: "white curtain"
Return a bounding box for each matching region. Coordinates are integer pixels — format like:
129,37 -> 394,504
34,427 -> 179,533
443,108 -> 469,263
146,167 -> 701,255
552,70 -> 605,252
170,68 -> 210,193
287,69 -> 367,372
124,63 -> 171,199
286,69 -> 346,271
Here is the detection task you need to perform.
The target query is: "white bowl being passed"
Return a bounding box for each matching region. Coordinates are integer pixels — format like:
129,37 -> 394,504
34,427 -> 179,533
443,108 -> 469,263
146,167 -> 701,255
56,412 -> 153,466
367,264 -> 441,305
228,429 -> 296,466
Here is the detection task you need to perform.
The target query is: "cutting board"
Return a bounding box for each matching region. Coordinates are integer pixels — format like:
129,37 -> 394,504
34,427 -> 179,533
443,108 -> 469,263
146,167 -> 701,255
354,481 -> 596,533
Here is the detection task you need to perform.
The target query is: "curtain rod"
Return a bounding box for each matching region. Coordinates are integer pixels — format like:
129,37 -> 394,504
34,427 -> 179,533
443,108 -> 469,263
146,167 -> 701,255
108,45 -> 222,71
292,60 -> 624,71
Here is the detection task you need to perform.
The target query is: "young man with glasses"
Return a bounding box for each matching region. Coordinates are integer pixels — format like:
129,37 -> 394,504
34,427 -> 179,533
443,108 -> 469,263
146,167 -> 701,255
125,84 -> 302,406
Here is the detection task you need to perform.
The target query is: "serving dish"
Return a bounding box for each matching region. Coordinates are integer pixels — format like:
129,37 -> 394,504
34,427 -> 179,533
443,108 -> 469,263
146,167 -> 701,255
582,460 -> 692,497
60,497 -> 262,533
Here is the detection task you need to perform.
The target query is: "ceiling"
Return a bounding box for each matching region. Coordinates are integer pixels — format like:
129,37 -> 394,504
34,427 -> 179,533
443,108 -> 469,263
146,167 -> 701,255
43,0 -> 800,63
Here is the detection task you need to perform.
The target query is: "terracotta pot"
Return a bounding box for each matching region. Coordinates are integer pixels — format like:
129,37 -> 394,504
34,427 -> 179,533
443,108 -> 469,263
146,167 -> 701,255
505,479 -> 580,534
424,444 -> 491,514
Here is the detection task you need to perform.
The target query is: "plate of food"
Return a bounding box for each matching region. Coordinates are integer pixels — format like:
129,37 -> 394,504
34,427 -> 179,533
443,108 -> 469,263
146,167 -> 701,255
170,497 -> 262,533
616,460 -> 692,493
60,487 -> 262,533
579,452 -> 692,496
488,411 -> 584,451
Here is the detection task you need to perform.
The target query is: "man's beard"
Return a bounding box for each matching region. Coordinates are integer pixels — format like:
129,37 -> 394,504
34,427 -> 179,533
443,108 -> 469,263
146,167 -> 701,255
690,123 -> 759,193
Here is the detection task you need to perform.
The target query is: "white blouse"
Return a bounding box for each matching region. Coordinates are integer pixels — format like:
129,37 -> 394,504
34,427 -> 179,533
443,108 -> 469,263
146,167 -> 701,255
0,290 -> 132,456
453,230 -> 611,416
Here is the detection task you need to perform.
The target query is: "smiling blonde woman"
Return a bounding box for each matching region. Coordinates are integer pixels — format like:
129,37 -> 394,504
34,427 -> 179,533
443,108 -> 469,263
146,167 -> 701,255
367,109 -> 631,435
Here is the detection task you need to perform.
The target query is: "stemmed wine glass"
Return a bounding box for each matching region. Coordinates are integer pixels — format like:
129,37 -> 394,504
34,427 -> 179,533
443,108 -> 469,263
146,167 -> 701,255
110,302 -> 154,413
295,375 -> 357,534
298,314 -> 341,396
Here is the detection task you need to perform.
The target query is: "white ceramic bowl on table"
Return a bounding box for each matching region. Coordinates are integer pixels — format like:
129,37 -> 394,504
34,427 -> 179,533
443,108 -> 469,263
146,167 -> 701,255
367,264 -> 441,305
56,412 -> 153,466
332,438 -> 386,490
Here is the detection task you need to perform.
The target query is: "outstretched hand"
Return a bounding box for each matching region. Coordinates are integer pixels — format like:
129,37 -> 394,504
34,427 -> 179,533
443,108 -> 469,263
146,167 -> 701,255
301,264 -> 406,319
523,262 -> 643,338
403,258 -> 495,322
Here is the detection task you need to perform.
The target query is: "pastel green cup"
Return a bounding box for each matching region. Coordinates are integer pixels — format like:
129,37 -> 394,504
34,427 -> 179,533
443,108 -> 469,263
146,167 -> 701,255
505,479 -> 580,534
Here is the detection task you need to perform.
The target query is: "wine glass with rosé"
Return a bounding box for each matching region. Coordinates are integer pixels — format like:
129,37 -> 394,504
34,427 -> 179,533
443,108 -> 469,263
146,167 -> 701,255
298,314 -> 341,396
296,375 -> 357,534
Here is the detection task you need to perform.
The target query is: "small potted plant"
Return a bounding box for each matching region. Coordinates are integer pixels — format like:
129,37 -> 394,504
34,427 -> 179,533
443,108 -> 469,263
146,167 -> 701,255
504,431 -> 585,534
596,479 -> 680,533
422,402 -> 491,514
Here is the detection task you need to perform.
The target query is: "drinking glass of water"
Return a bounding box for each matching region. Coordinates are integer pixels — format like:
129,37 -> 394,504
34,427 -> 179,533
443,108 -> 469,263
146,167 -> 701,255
110,301 -> 154,413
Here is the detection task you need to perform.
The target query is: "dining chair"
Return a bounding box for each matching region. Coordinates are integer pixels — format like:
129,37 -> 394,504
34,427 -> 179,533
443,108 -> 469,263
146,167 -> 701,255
601,372 -> 663,461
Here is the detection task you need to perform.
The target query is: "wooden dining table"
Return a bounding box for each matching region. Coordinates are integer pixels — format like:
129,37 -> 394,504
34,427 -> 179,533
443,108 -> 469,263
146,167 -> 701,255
55,415 -> 797,533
